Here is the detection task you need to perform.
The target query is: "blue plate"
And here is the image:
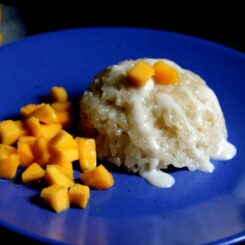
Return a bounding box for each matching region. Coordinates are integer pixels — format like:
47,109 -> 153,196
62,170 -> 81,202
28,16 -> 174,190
0,28 -> 244,245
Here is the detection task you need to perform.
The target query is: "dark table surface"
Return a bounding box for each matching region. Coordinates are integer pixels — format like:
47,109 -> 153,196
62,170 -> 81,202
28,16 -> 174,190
1,0 -> 245,53
0,1 -> 244,244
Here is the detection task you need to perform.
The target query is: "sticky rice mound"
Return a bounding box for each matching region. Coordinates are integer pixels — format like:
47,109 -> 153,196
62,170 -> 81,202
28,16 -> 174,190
80,59 -> 236,176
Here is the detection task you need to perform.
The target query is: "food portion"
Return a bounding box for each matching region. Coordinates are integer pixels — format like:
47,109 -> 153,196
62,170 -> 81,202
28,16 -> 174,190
0,58 -> 237,214
80,58 -> 236,188
0,86 -> 114,213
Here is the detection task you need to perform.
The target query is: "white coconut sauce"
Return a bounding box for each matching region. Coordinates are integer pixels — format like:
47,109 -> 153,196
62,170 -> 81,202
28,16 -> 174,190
198,161 -> 215,172
130,80 -> 160,153
139,169 -> 175,188
211,139 -> 237,160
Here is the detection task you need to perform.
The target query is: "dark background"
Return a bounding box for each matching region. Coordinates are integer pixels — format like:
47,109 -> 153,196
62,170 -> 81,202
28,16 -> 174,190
0,1 -> 244,244
1,1 -> 245,53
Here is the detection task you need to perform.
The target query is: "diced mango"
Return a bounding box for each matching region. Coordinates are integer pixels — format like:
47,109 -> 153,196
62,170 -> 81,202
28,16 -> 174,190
127,60 -> 155,87
28,104 -> 57,124
48,130 -> 78,165
33,137 -> 50,167
15,120 -> 28,137
45,164 -> 74,187
17,141 -> 35,168
49,147 -> 79,165
0,144 -> 17,160
50,86 -> 68,102
76,137 -> 96,172
18,136 -> 36,145
80,164 -> 114,190
51,101 -> 72,112
40,184 -> 69,213
0,153 -> 20,179
69,184 -> 90,208
55,111 -> 72,129
49,130 -> 77,149
20,103 -> 45,118
25,118 -> 61,140
54,162 -> 73,180
153,60 -> 180,85
25,117 -> 42,137
40,124 -> 62,140
0,120 -> 21,145
22,162 -> 45,183
0,85 -> 116,214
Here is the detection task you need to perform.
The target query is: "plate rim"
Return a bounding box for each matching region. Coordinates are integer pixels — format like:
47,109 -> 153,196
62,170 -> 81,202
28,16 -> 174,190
0,26 -> 244,58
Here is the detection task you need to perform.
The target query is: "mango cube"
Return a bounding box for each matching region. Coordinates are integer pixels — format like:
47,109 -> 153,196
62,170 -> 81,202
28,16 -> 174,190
40,123 -> 62,140
76,137 -> 96,172
49,130 -> 77,149
22,162 -> 45,183
18,136 -> 36,145
25,117 -> 42,138
55,111 -> 72,129
28,104 -> 57,124
40,184 -> 69,213
127,60 -> 155,87
80,164 -> 114,190
0,144 -> 17,160
0,120 -> 21,145
54,162 -> 73,180
0,154 -> 20,179
49,130 -> 78,164
15,120 -> 28,137
20,103 -> 45,118
45,164 -> 74,187
153,61 -> 179,85
33,137 -> 50,167
50,86 -> 68,102
51,101 -> 72,112
50,148 -> 79,165
17,141 -> 35,168
69,184 -> 90,208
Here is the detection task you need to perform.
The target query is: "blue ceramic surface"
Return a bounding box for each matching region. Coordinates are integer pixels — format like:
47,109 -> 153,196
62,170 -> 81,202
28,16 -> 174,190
0,28 -> 244,245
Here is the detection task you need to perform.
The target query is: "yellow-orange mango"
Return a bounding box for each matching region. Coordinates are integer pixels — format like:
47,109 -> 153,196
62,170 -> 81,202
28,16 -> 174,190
25,117 -> 42,137
69,184 -> 90,208
76,137 -> 96,172
0,144 -> 17,160
153,61 -> 179,85
55,111 -> 72,129
45,164 -> 74,187
17,142 -> 35,168
49,130 -> 78,164
20,103 -> 45,118
40,124 -> 62,140
127,60 -> 155,87
18,136 -> 36,145
33,137 -> 50,167
0,120 -> 21,145
0,153 -> 19,179
15,120 -> 28,137
51,101 -> 72,112
40,184 -> 69,213
22,162 -> 45,183
80,164 -> 114,190
50,147 -> 79,165
50,86 -> 68,102
28,104 -> 57,124
49,130 -> 77,149
54,162 -> 73,180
